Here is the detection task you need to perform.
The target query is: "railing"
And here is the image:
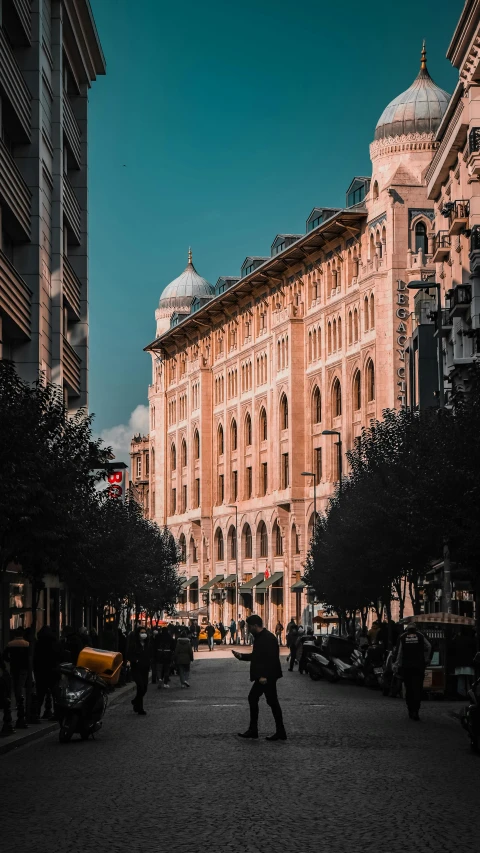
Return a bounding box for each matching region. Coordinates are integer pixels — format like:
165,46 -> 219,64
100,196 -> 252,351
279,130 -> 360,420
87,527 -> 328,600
63,93 -> 82,167
469,127 -> 480,154
62,336 -> 81,395
63,255 -> 81,317
0,137 -> 31,238
12,0 -> 32,43
0,27 -> 31,140
433,231 -> 451,259
63,176 -> 81,243
0,247 -> 31,337
442,199 -> 469,234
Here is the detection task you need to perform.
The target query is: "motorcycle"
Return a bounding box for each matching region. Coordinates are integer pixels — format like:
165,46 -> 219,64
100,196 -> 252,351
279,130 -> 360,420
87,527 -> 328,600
326,636 -> 364,684
304,642 -> 339,682
363,644 -> 385,689
460,651 -> 480,753
55,663 -> 109,743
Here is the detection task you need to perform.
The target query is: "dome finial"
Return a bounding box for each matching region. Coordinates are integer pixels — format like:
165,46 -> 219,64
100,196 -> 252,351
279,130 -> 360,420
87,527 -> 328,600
421,39 -> 427,71
188,247 -> 192,265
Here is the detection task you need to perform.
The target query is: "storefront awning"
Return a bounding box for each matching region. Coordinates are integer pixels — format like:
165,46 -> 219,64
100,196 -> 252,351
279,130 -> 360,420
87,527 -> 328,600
222,574 -> 237,585
257,571 -> 283,590
181,576 -> 199,589
402,612 -> 475,626
291,580 -> 306,592
200,574 -> 224,591
239,573 -> 265,592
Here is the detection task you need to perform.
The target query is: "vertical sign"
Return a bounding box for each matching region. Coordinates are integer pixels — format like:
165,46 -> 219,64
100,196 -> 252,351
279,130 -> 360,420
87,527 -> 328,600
396,280 -> 408,407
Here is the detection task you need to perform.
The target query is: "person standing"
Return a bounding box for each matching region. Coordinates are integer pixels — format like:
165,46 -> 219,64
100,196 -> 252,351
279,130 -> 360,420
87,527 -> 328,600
206,622 -> 215,652
275,621 -> 284,646
233,614 -> 286,741
238,617 -> 246,645
219,621 -> 227,645
287,621 -> 299,672
191,622 -> 200,653
174,634 -> 194,688
394,622 -> 431,721
4,628 -> 30,729
157,627 -> 176,688
229,618 -> 237,645
127,626 -> 151,715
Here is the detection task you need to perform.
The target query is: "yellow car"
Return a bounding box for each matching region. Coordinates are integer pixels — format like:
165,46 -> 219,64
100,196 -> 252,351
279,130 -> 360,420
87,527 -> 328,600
198,625 -> 222,644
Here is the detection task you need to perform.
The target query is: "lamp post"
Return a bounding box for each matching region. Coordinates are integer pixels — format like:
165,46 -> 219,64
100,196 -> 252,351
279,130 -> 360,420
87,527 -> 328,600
407,281 -> 445,409
322,430 -> 343,493
301,471 -> 317,629
226,504 -> 239,629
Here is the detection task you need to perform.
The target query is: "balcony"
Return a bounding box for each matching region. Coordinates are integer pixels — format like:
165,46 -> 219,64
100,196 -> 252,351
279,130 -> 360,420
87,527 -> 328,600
12,0 -> 32,44
442,200 -> 470,236
0,27 -> 31,140
62,336 -> 81,396
432,231 -> 451,263
0,137 -> 31,239
448,284 -> 472,319
0,247 -> 31,337
63,255 -> 81,318
63,176 -> 81,244
63,93 -> 81,168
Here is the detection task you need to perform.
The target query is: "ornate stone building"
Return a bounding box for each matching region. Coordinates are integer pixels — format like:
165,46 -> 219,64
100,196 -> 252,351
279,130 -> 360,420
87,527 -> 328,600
142,48 -> 451,630
129,434 -> 150,518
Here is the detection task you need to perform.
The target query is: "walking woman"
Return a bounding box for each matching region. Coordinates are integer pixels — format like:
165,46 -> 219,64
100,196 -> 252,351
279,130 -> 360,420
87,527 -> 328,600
157,627 -> 176,688
128,626 -> 151,715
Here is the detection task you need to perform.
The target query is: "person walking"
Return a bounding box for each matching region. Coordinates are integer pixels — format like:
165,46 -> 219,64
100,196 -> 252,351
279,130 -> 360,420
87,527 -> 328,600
229,618 -> 237,645
233,614 -> 286,741
219,621 -> 227,645
275,621 -> 284,646
4,628 -> 30,729
206,622 -> 215,652
33,626 -> 61,719
287,621 -> 299,672
394,622 -> 431,721
174,633 -> 194,688
238,617 -> 246,645
157,627 -> 176,688
191,622 -> 200,653
127,626 -> 151,715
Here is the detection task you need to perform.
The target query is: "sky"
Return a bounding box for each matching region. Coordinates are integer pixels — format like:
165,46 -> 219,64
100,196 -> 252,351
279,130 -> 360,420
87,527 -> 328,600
89,0 -> 461,462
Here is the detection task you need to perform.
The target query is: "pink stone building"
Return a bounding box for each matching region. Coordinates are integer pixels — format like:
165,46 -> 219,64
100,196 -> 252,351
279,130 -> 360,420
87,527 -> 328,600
141,48 -> 451,630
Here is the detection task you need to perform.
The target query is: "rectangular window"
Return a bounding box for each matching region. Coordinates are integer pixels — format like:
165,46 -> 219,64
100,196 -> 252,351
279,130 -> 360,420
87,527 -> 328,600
145,453 -> 149,476
171,488 -> 176,515
136,457 -> 141,478
282,453 -> 289,488
195,478 -> 200,508
218,474 -> 224,504
261,462 -> 268,496
246,466 -> 252,499
182,484 -> 187,513
232,470 -> 238,501
315,447 -> 322,483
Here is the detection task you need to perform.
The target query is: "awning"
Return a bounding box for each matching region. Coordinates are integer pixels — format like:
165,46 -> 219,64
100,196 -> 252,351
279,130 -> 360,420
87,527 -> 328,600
181,576 -> 198,589
239,573 -> 265,592
257,571 -> 283,590
402,612 -> 475,626
200,574 -> 224,591
222,574 -> 237,585
188,606 -> 207,618
291,580 -> 306,592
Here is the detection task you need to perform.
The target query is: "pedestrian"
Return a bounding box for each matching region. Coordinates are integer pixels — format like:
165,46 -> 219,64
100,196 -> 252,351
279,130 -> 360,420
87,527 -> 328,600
287,621 -> 299,672
233,614 -> 286,741
191,622 -> 199,653
367,619 -> 381,645
157,627 -> 176,688
127,626 -> 151,715
293,626 -> 306,672
275,620 -> 284,646
298,626 -> 314,674
229,618 -> 237,645
219,621 -> 227,645
238,617 -> 246,645
174,633 -> 194,688
206,622 -> 215,652
150,627 -> 161,684
33,626 -> 61,720
3,628 -> 30,729
393,621 -> 431,721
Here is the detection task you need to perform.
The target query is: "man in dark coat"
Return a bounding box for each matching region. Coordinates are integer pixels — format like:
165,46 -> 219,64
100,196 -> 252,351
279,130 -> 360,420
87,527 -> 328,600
394,622 -> 431,721
33,626 -> 61,719
233,614 -> 286,741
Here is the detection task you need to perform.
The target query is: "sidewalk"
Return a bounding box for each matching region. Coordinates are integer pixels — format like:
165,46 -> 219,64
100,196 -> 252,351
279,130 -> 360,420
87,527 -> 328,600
0,679 -> 137,756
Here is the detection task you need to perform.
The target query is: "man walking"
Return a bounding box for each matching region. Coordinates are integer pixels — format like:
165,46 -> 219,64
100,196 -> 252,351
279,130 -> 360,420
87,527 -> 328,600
394,621 -> 431,721
229,618 -> 237,645
233,614 -> 286,741
206,622 -> 215,652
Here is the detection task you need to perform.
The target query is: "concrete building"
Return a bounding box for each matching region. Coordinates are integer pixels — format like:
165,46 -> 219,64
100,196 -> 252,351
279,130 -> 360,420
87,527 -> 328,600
142,47 -> 451,631
0,0 -> 105,411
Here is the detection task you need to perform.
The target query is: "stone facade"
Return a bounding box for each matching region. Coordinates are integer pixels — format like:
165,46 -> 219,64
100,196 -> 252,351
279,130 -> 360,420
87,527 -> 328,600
129,434 -> 150,518
142,48 -> 451,632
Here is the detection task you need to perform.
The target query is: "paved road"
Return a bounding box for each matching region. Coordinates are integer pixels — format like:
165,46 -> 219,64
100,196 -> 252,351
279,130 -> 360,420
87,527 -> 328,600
2,654 -> 478,853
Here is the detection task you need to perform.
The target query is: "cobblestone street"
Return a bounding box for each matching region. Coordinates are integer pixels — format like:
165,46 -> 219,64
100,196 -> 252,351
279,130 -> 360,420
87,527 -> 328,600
2,654 -> 479,853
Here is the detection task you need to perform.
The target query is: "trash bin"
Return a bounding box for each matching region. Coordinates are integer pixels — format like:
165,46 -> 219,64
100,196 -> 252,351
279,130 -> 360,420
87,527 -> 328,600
77,647 -> 123,686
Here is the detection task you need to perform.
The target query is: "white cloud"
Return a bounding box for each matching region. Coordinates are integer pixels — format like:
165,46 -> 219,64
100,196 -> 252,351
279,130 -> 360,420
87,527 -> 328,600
99,404 -> 149,466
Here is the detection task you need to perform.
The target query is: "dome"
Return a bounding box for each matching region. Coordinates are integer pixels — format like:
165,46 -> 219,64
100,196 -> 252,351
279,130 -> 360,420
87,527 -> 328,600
374,44 -> 450,141
159,249 -> 214,310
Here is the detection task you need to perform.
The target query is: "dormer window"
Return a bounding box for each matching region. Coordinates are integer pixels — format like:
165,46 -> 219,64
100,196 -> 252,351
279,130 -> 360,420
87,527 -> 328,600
346,177 -> 371,208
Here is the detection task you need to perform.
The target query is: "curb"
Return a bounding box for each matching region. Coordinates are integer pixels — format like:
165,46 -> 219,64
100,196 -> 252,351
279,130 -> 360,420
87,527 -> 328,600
0,680 -> 137,757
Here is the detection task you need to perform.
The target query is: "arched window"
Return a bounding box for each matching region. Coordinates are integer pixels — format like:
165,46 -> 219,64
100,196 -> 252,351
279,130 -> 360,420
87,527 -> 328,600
366,359 -> 375,402
354,308 -> 359,342
332,378 -> 342,418
369,232 -> 375,259
415,221 -> 428,254
245,412 -> 252,446
216,528 -> 224,562
181,438 -> 187,467
243,524 -> 252,559
258,521 -> 268,558
332,318 -> 337,351
273,521 -> 283,556
260,407 -> 267,441
171,443 -> 176,471
231,419 -> 237,451
178,534 -> 186,563
327,322 -> 332,354
373,180 -> 379,199
292,524 -> 300,555
280,394 -> 288,430
312,386 -> 321,423
308,331 -> 312,362
313,328 -> 317,360
229,525 -> 237,560
364,295 -> 369,331
353,369 -> 361,411
218,424 -> 224,456
370,294 -> 375,329
348,311 -> 353,345
194,429 -> 200,459
190,537 -> 198,563
337,317 -> 342,349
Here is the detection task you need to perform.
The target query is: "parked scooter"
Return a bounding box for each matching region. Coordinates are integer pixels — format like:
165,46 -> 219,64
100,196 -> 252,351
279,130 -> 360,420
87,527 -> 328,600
363,643 -> 385,689
326,636 -> 364,684
304,641 -> 339,682
460,651 -> 480,753
55,663 -> 109,742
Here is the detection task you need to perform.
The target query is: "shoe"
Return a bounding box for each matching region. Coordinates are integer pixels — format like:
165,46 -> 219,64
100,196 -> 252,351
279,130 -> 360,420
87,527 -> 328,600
137,709 -> 147,716
163,683 -> 170,689
238,730 -> 258,739
184,682 -> 190,688
266,730 -> 287,741
15,720 -> 29,730
181,684 -> 186,689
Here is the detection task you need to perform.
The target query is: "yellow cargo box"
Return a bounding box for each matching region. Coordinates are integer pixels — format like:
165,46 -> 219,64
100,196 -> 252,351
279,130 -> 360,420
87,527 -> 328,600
77,647 -> 123,686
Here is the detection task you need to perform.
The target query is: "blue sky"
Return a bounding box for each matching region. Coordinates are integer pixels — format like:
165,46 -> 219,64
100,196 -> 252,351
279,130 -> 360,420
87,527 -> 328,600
89,0 -> 460,460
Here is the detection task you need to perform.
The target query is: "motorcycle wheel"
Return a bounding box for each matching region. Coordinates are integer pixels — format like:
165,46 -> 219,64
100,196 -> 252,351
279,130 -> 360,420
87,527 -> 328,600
59,717 -> 77,743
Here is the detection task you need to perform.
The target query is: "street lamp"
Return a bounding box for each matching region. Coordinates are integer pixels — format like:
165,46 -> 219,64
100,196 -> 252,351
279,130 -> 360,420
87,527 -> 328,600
226,504 -> 239,629
322,430 -> 343,493
407,280 -> 445,409
301,471 -> 317,630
